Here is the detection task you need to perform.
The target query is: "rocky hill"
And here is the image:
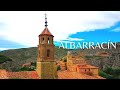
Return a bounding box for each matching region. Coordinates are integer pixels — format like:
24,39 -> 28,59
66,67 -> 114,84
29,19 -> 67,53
71,42 -> 120,70
0,47 -> 69,71
0,43 -> 120,72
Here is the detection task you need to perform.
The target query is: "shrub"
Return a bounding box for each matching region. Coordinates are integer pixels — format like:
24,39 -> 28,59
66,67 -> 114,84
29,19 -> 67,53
99,70 -> 114,79
31,62 -> 36,67
57,65 -> 61,71
103,66 -> 113,75
0,55 -> 12,63
99,70 -> 108,78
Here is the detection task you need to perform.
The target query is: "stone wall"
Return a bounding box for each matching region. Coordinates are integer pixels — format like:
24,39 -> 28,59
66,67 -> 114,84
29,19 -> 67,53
36,61 -> 57,79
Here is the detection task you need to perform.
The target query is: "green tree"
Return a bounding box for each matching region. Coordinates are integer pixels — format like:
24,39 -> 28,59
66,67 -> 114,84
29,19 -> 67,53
99,70 -> 114,79
104,66 -> 113,75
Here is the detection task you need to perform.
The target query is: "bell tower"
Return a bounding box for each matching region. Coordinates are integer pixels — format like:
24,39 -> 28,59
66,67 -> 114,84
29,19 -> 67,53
36,13 -> 57,79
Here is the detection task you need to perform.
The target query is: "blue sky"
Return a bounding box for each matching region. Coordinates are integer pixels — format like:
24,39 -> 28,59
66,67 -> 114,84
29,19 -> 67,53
0,38 -> 26,49
0,11 -> 120,50
55,21 -> 120,48
69,21 -> 120,43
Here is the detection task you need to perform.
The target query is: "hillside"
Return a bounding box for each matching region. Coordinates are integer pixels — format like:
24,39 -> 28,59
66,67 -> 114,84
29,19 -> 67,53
0,47 -> 69,71
0,55 -> 12,64
0,43 -> 120,72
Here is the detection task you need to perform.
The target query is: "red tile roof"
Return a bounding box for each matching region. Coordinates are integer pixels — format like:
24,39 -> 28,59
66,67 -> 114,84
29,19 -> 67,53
0,69 -> 39,79
8,71 -> 39,79
57,70 -> 104,79
0,69 -> 104,79
0,70 -> 8,79
77,64 -> 98,69
40,27 -> 53,36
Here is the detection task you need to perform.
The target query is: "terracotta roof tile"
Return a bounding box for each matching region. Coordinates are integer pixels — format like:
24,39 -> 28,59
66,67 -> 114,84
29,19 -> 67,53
57,70 -> 104,79
0,69 -> 105,79
77,65 -> 98,69
0,70 -> 8,79
8,71 -> 39,79
40,27 -> 53,36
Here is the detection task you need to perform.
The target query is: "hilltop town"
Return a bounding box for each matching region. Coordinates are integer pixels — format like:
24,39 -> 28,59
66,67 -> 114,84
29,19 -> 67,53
0,14 -> 120,79
0,27 -> 104,79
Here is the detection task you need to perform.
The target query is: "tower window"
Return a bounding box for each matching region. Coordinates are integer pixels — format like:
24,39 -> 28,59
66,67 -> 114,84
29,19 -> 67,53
48,38 -> 50,44
47,49 -> 50,57
42,38 -> 44,44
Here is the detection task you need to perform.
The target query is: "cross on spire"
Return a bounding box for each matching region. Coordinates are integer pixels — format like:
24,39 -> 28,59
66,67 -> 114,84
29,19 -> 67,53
45,13 -> 48,27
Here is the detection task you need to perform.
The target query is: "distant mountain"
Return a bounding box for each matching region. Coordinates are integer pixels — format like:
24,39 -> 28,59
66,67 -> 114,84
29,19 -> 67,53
0,46 -> 69,71
0,43 -> 120,72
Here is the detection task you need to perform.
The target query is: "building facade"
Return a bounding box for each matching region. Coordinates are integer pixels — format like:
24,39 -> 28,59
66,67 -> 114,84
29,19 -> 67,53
36,14 -> 57,79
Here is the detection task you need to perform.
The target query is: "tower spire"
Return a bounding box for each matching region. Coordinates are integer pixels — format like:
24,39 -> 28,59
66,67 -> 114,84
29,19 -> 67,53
45,13 -> 48,27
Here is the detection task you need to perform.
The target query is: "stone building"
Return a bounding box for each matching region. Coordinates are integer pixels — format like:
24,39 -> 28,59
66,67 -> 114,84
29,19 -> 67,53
0,13 -> 57,79
57,51 -> 104,79
66,51 -> 99,76
36,14 -> 57,79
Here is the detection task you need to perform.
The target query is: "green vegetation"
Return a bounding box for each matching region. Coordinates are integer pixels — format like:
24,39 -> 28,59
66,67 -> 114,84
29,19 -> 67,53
13,62 -> 36,72
104,66 -> 113,75
15,67 -> 35,71
85,55 -> 103,60
31,62 -> 36,67
99,70 -> 113,79
99,66 -> 120,79
0,55 -> 12,63
57,65 -> 61,71
0,47 -> 69,71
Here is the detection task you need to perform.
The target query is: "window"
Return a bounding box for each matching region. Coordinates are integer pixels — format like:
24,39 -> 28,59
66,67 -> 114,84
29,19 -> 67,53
42,38 -> 44,44
47,49 -> 50,57
48,38 -> 50,44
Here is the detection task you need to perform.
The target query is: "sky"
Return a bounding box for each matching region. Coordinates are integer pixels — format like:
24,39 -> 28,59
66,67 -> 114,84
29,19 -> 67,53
0,11 -> 120,50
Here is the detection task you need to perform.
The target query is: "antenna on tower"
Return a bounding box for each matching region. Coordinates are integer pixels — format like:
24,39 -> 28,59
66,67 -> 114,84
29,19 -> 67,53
45,13 -> 48,27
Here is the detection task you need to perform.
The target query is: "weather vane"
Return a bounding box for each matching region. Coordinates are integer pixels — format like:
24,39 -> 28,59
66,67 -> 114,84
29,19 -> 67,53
45,13 -> 48,27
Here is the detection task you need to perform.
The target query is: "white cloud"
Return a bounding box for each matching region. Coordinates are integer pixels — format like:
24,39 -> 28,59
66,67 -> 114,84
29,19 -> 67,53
68,38 -> 84,41
0,22 -> 6,31
0,48 -> 14,51
56,41 -> 70,43
112,27 -> 120,32
0,11 -> 120,47
59,38 -> 84,41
